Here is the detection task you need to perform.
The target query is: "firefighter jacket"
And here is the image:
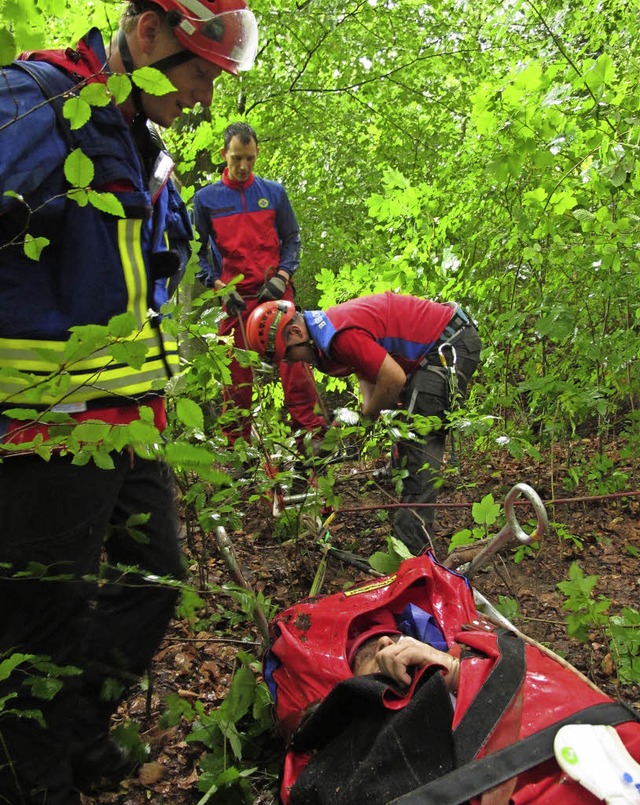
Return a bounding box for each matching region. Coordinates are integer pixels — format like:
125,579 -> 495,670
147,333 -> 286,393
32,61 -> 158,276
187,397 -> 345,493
0,28 -> 190,420
193,169 -> 301,296
303,291 -> 455,377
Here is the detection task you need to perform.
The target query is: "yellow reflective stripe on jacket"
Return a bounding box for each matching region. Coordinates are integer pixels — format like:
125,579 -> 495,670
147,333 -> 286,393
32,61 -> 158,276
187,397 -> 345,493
119,218 -> 148,329
0,326 -> 179,406
0,219 -> 179,406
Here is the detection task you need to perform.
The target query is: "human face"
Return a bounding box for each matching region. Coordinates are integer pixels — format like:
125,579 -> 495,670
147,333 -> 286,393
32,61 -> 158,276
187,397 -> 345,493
144,54 -> 222,127
281,318 -> 317,364
222,135 -> 258,182
352,635 -> 399,676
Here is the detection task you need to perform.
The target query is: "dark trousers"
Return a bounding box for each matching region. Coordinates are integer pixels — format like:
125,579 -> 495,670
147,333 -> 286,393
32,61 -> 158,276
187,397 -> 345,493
394,325 -> 482,553
0,452 -> 183,804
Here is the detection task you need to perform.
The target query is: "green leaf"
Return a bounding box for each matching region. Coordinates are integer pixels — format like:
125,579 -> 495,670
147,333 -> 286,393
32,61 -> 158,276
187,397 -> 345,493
68,187 -> 89,206
23,234 -> 50,261
107,73 -> 132,104
92,450 -> 115,470
25,676 -> 63,701
132,66 -> 177,96
0,653 -> 32,682
471,494 -> 500,527
107,311 -> 137,339
108,341 -> 149,370
87,190 -> 126,217
64,149 -> 94,188
176,398 -> 204,431
62,96 -> 91,130
79,82 -> 111,107
0,27 -> 17,64
71,422 -> 111,443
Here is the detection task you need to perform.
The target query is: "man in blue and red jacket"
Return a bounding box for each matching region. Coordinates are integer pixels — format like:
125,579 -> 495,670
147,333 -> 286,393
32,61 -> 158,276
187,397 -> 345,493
0,2 -> 257,802
193,122 -> 326,448
246,292 -> 482,552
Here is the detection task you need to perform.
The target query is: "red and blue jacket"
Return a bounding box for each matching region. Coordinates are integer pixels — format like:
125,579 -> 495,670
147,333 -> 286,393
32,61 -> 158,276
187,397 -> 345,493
303,291 -> 455,377
0,29 -> 191,442
193,169 -> 301,296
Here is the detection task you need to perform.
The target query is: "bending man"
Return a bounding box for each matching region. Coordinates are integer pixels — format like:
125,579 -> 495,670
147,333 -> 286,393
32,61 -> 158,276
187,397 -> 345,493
246,291 -> 481,552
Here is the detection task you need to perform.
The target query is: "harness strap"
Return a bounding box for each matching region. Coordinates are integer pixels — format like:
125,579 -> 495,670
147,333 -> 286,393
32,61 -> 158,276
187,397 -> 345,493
454,631 -> 526,764
387,701 -> 640,805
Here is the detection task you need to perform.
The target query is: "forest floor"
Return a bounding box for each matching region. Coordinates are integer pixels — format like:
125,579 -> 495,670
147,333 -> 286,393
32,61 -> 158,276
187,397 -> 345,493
83,433 -> 640,805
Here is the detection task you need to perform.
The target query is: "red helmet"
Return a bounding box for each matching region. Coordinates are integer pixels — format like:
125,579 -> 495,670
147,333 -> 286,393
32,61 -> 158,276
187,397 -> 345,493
246,301 -> 296,363
153,0 -> 258,75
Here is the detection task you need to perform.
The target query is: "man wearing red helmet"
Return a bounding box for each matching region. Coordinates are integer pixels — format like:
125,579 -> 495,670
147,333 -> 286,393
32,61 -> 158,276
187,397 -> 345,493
193,121 -> 327,451
0,2 -> 256,802
246,293 -> 481,553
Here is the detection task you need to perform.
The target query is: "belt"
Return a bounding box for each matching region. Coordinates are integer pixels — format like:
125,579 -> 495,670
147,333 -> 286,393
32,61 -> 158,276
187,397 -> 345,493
439,305 -> 471,344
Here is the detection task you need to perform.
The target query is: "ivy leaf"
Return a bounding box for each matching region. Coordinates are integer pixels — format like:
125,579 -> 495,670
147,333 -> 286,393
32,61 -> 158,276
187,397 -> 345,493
132,67 -> 177,96
176,398 -> 204,431
23,234 -> 50,261
62,96 -> 91,130
64,149 -> 94,188
107,73 -> 132,104
87,189 -> 125,218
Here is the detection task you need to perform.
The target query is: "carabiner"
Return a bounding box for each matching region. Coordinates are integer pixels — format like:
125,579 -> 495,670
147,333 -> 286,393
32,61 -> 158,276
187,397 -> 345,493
438,342 -> 457,372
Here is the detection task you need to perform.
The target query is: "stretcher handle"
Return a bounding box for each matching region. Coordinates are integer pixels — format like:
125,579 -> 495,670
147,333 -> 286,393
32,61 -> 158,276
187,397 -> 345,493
464,483 -> 548,579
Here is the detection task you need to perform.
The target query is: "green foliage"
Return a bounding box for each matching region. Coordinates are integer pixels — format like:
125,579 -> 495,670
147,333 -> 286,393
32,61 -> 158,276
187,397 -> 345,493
369,535 -> 414,575
557,563 -> 640,684
111,720 -> 151,765
608,608 -> 640,686
2,0 -> 640,798
494,595 -> 521,624
0,652 -> 81,726
557,564 -> 609,644
449,493 -> 501,552
184,651 -> 277,802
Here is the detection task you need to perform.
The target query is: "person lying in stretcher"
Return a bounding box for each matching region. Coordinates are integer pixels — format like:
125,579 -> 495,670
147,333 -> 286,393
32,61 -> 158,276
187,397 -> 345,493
264,556 -> 640,805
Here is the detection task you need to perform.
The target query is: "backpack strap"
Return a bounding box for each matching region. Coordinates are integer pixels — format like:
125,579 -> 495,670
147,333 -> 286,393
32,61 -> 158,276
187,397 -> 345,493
387,700 -> 640,805
11,58 -> 75,149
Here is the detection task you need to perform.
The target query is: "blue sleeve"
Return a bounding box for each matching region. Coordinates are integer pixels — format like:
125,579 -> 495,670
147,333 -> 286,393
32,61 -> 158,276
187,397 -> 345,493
275,185 -> 301,276
193,189 -> 222,287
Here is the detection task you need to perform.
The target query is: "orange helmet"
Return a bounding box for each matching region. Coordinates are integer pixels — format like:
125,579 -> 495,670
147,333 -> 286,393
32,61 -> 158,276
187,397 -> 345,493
245,301 -> 296,363
153,0 -> 258,75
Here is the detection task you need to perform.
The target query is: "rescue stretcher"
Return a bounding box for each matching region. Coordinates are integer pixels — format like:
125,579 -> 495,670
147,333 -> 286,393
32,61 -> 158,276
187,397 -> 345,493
260,484 -> 640,805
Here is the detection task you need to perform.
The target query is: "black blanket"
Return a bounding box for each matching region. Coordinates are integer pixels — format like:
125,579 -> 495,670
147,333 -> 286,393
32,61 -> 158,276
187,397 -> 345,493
289,669 -> 455,805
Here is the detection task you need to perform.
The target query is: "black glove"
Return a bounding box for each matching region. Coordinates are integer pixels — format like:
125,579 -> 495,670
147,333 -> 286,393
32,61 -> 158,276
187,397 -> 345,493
223,288 -> 246,316
257,273 -> 288,302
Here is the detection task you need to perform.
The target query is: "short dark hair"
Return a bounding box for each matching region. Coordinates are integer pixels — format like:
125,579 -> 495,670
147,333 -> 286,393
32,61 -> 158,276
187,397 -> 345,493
121,1 -> 171,33
223,122 -> 258,149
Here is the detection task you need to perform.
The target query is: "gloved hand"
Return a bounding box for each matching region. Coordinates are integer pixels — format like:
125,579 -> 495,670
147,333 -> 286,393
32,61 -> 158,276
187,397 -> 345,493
257,273 -> 288,302
223,288 -> 246,316
331,408 -> 360,427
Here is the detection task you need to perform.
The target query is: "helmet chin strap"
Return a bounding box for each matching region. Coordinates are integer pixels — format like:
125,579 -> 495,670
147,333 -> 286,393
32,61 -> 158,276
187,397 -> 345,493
117,29 -> 144,117
117,29 -> 195,118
